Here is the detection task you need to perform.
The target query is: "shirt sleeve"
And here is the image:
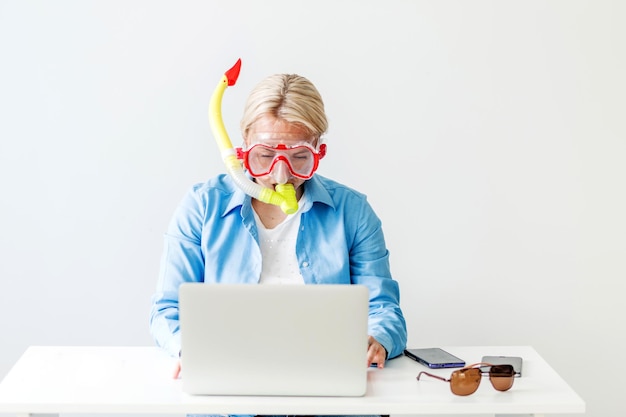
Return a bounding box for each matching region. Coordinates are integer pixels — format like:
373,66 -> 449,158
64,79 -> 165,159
349,198 -> 408,360
149,187 -> 206,357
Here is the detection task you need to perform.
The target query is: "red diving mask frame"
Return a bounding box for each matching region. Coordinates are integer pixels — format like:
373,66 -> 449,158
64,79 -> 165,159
236,142 -> 327,179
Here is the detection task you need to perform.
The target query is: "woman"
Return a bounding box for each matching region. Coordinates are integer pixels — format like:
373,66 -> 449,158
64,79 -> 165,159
149,72 -> 407,409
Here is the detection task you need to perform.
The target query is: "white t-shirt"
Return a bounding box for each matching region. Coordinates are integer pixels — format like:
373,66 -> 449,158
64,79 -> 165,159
253,195 -> 306,285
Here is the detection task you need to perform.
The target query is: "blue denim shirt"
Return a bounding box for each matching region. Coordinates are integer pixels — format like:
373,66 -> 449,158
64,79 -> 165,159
149,173 -> 407,360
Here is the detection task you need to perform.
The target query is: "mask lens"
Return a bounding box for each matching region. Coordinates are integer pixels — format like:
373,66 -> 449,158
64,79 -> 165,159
286,147 -> 315,175
246,146 -> 278,176
489,365 -> 515,391
450,368 -> 481,396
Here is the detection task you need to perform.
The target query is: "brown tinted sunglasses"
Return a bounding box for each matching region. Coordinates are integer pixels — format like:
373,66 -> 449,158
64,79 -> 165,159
417,362 -> 515,396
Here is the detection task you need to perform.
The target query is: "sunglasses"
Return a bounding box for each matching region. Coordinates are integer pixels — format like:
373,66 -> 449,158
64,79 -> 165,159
416,362 -> 515,396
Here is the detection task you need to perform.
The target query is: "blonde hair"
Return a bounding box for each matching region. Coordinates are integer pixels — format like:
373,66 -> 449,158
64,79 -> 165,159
240,74 -> 328,140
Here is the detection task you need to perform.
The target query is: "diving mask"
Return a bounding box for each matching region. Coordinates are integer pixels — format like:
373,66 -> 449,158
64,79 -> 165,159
236,142 -> 327,179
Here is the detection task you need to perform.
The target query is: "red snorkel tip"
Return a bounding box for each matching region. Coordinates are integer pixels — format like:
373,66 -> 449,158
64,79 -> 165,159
225,59 -> 242,86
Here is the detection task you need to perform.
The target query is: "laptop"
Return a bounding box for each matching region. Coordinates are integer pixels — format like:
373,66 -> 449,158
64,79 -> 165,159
179,283 -> 369,397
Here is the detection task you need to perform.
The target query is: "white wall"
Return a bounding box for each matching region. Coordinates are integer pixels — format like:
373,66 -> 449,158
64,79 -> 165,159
1,1 -> 624,416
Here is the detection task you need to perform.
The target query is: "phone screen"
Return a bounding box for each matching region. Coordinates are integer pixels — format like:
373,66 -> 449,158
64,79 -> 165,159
404,348 -> 466,368
481,355 -> 523,377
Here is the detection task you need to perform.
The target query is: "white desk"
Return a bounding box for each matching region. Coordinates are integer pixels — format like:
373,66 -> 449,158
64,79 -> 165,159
0,345 -> 584,417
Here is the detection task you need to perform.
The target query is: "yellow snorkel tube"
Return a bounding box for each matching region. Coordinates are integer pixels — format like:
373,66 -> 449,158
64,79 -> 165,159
208,59 -> 298,215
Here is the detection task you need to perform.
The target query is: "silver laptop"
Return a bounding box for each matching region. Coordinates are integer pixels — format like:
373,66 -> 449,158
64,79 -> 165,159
179,283 -> 369,396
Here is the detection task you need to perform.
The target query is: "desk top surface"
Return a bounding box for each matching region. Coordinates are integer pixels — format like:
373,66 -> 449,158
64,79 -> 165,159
0,345 -> 584,415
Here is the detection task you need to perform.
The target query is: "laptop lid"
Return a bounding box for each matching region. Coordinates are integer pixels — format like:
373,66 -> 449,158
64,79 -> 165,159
179,283 -> 369,397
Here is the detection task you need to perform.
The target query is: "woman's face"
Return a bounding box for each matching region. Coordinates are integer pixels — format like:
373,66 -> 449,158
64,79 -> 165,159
244,115 -> 317,194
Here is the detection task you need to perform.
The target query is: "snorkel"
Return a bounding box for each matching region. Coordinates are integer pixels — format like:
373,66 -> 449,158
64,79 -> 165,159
208,59 -> 298,215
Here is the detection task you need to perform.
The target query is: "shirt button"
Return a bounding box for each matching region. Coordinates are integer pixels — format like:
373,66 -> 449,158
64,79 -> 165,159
302,261 -> 309,268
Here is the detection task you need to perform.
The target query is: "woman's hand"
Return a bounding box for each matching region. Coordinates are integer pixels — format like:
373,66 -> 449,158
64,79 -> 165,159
173,360 -> 181,379
367,335 -> 388,368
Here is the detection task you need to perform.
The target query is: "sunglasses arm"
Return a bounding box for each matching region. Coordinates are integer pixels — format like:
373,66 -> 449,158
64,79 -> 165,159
416,371 -> 450,383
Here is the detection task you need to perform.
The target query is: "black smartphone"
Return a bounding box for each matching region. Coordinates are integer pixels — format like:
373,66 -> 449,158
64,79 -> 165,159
404,347 -> 466,369
481,355 -> 523,377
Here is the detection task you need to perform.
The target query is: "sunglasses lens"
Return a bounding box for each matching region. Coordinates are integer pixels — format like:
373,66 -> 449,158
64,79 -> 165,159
450,368 -> 481,396
489,364 -> 515,391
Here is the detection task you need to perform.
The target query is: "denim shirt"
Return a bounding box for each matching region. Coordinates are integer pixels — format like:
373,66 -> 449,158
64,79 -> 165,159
149,173 -> 407,360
